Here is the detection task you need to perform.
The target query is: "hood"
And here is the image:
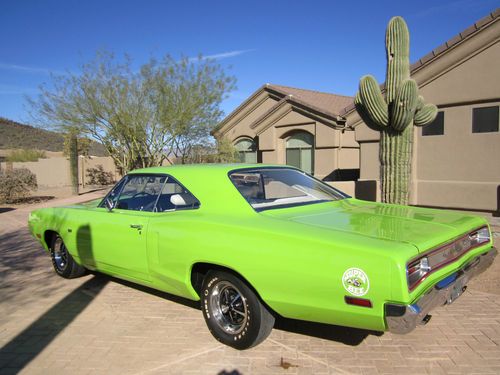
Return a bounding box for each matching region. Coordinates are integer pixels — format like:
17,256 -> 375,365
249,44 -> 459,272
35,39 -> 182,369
261,198 -> 487,252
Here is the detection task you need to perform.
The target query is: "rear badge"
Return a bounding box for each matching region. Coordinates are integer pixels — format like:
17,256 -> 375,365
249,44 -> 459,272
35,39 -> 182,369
342,268 -> 369,296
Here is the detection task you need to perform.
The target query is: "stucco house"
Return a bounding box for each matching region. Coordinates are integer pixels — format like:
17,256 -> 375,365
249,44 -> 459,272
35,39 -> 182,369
211,84 -> 360,194
214,9 -> 499,212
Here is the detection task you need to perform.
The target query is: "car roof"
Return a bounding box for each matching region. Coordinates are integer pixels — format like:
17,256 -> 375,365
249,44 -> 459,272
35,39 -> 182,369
127,164 -> 296,214
129,163 -> 280,175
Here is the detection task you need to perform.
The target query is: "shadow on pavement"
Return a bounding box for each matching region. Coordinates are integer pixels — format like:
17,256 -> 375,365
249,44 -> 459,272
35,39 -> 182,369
0,275 -> 108,374
274,316 -> 383,346
0,207 -> 15,214
95,272 -> 201,310
92,271 -> 379,346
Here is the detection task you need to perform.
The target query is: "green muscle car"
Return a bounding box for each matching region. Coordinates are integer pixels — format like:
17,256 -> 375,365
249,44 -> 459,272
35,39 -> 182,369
28,164 -> 497,349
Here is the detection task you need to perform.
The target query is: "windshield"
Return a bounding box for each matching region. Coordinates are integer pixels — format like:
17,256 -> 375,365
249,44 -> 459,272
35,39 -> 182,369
229,168 -> 348,211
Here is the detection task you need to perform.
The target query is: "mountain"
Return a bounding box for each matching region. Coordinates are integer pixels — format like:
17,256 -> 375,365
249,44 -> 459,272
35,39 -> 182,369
0,117 -> 107,156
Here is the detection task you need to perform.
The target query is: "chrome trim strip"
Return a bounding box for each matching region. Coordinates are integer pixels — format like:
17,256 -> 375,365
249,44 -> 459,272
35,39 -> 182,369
387,247 -> 497,334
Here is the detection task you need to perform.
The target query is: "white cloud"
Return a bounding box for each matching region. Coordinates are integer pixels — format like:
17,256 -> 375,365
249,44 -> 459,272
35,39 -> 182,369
0,63 -> 65,75
189,49 -> 255,62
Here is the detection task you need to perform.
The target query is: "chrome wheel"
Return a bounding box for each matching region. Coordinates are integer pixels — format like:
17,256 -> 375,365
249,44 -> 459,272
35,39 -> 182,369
53,237 -> 68,272
209,281 -> 248,334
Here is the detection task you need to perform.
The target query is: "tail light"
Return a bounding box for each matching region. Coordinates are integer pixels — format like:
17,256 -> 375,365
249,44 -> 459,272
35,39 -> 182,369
407,226 -> 490,291
407,257 -> 431,290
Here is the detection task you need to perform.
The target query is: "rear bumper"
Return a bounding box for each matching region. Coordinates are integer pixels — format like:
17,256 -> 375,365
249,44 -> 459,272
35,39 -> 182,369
385,247 -> 497,334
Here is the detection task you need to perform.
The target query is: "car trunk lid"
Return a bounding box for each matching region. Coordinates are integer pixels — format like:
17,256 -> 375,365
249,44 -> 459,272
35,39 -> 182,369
261,198 -> 487,253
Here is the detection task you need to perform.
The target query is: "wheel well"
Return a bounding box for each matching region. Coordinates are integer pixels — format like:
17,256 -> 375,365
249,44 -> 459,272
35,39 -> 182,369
44,230 -> 58,250
191,263 -> 256,296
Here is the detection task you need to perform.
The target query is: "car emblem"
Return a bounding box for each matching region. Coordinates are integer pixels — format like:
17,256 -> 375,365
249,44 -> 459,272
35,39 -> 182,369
342,268 -> 370,296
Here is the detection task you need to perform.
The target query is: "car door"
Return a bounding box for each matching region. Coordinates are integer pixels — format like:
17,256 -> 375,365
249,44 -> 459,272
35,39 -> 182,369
76,174 -> 166,282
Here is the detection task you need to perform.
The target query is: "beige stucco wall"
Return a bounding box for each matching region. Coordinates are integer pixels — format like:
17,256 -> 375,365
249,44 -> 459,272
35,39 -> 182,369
1,156 -> 118,188
224,94 -> 279,142
352,19 -> 500,211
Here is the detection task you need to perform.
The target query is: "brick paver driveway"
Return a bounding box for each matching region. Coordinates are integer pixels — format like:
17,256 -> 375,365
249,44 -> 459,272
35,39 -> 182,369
1,194 -> 500,374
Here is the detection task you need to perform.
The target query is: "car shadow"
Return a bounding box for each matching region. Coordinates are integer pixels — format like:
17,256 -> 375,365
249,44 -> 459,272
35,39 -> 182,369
274,316 -> 383,346
87,271 -> 381,346
88,271 -> 201,310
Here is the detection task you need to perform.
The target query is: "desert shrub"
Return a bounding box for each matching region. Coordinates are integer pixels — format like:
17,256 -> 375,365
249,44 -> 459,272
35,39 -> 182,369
0,168 -> 38,203
7,149 -> 47,162
86,164 -> 115,186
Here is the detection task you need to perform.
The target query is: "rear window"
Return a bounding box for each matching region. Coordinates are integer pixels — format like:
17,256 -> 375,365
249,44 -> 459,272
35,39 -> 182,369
229,168 -> 347,211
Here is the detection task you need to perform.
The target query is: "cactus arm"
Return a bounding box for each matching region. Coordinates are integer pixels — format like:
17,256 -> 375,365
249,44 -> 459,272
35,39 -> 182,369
385,16 -> 410,103
414,103 -> 438,126
416,95 -> 425,111
357,75 -> 389,127
355,92 -> 381,131
391,79 -> 418,131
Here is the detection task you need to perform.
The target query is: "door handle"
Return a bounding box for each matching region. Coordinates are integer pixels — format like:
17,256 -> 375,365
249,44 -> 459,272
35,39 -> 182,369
130,224 -> 143,230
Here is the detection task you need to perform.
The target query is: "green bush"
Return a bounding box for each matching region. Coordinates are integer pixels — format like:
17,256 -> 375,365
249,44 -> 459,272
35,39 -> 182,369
0,168 -> 38,203
86,164 -> 115,186
7,149 -> 47,162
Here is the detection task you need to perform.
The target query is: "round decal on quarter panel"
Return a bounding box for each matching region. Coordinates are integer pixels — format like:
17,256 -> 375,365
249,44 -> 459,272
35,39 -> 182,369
342,268 -> 370,296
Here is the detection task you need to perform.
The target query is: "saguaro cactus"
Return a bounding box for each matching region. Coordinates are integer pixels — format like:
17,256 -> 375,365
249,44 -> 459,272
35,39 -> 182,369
354,16 -> 437,205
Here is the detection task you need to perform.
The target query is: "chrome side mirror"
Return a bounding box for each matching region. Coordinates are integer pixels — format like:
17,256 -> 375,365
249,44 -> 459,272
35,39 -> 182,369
104,197 -> 115,211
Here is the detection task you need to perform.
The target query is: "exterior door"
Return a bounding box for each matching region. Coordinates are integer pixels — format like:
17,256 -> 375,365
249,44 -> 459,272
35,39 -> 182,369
75,174 -> 166,282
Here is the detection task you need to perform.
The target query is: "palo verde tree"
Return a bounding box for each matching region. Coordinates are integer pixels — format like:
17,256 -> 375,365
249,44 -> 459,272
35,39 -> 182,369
354,17 -> 438,205
28,51 -> 236,173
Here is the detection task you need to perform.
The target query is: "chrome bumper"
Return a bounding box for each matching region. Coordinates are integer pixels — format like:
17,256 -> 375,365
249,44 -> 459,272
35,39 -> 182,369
385,247 -> 497,334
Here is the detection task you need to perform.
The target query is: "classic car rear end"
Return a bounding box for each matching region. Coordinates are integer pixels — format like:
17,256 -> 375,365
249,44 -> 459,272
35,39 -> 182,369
386,225 -> 496,333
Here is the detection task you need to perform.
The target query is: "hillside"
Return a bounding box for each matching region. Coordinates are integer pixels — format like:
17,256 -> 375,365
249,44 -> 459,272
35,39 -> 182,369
0,117 -> 107,156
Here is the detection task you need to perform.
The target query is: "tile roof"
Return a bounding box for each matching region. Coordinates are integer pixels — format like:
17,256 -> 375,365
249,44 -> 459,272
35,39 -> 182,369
266,84 -> 354,116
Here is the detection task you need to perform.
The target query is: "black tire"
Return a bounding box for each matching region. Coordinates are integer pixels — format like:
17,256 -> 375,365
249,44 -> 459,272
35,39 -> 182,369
201,271 -> 275,350
50,234 -> 86,279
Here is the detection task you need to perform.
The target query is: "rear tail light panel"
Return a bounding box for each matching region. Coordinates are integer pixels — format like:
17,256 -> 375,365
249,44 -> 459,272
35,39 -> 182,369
407,226 -> 490,291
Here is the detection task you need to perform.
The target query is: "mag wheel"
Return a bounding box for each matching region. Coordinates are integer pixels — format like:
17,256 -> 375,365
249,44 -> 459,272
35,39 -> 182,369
201,271 -> 275,350
50,234 -> 86,279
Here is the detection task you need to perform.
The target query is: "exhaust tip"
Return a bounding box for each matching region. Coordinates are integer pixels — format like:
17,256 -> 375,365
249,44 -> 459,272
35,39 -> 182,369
421,314 -> 432,325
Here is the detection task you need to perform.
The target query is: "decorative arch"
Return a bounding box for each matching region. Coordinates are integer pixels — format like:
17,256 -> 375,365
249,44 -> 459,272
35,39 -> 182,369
285,131 -> 314,174
234,137 -> 257,163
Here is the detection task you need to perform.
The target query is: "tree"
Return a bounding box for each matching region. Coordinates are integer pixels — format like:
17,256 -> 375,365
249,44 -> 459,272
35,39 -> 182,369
354,17 -> 437,205
28,51 -> 236,173
214,136 -> 238,163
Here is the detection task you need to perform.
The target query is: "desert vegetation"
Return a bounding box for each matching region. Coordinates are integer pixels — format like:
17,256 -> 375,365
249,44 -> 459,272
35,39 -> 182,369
0,168 -> 38,203
6,149 -> 47,162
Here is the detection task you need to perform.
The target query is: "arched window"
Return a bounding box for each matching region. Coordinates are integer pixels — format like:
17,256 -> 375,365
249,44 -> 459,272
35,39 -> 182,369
286,131 -> 314,174
235,138 -> 257,163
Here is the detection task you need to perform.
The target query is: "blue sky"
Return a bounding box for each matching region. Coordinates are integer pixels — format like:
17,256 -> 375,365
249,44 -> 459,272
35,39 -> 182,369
0,0 -> 497,124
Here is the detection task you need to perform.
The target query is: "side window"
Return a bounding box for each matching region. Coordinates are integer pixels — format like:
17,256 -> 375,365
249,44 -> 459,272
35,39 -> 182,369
101,177 -> 127,207
115,175 -> 165,212
155,177 -> 200,212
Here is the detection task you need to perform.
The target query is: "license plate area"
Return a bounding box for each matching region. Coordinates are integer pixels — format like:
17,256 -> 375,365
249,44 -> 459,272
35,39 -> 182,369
446,278 -> 467,305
